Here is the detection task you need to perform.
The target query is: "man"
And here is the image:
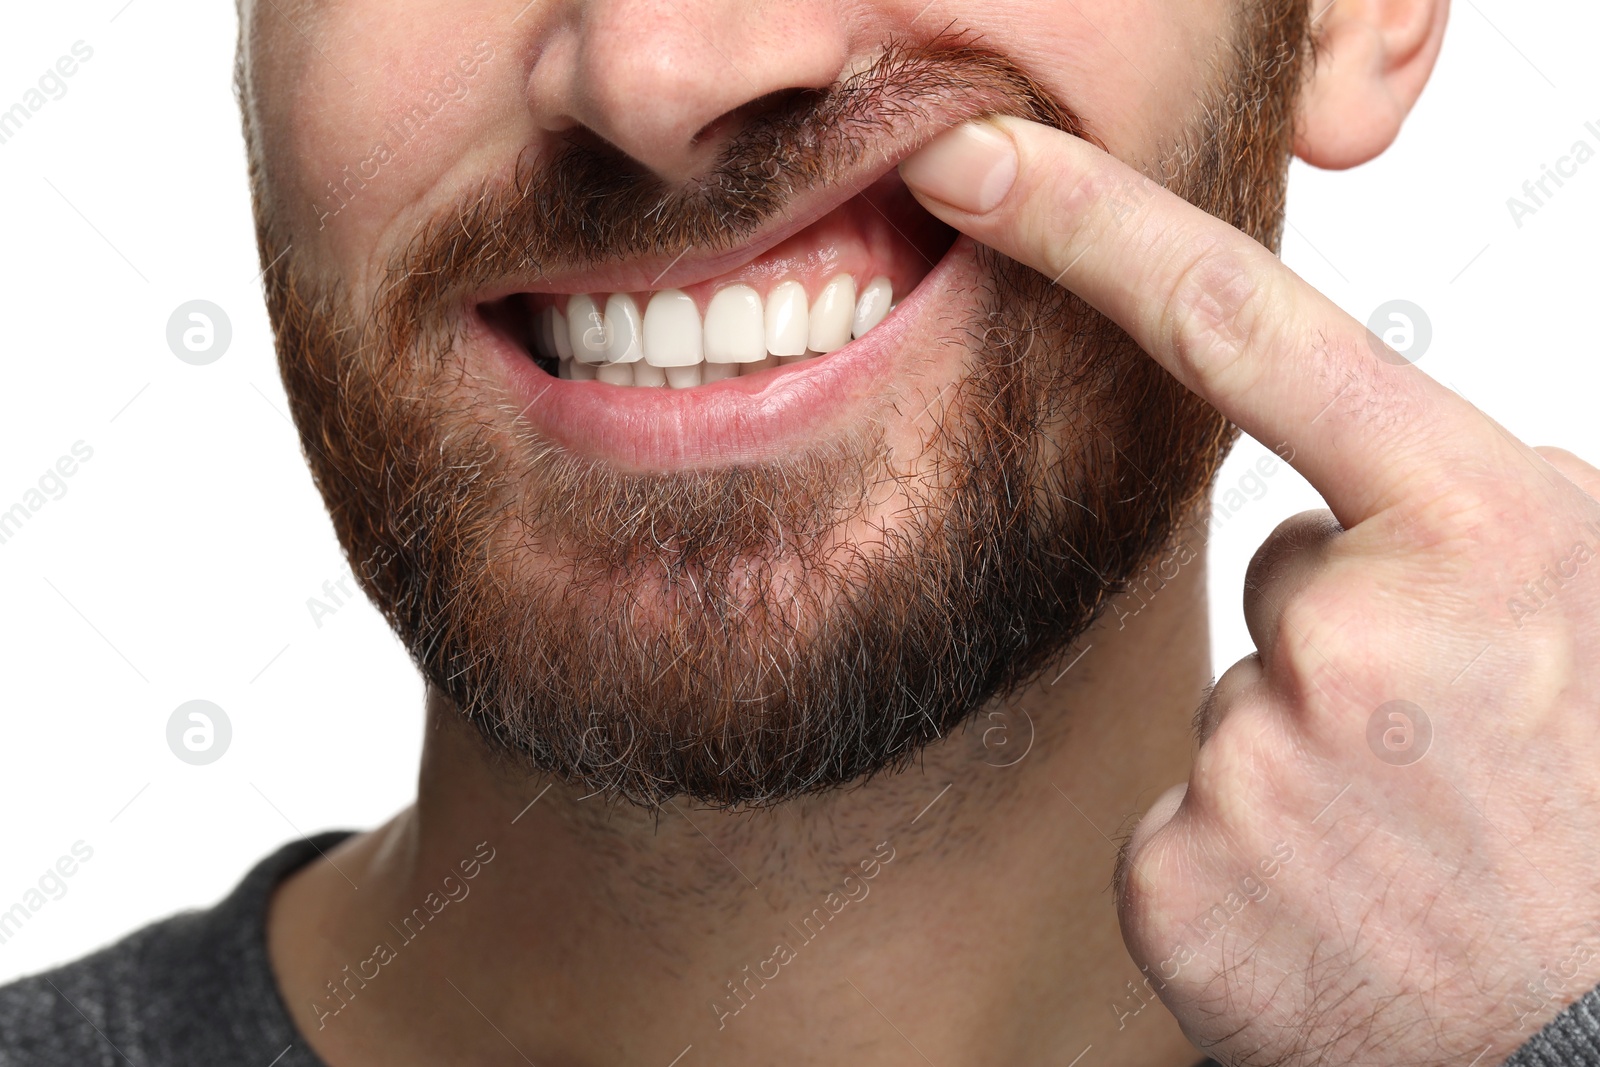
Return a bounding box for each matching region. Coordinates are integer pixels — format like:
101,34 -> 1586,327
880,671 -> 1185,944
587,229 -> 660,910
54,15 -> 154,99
6,0 -> 1600,1064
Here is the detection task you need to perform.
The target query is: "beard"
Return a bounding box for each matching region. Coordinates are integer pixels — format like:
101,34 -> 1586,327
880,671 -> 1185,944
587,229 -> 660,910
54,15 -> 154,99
245,1 -> 1311,808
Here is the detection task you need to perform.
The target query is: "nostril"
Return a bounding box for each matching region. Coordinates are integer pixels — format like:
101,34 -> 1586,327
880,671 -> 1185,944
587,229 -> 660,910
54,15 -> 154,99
691,87 -> 818,149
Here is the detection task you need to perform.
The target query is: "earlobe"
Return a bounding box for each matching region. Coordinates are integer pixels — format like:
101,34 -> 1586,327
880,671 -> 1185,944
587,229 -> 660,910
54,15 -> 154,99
1293,0 -> 1450,170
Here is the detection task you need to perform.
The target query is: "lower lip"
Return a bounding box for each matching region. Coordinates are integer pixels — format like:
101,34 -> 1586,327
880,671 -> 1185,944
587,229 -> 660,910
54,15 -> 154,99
472,237 -> 974,471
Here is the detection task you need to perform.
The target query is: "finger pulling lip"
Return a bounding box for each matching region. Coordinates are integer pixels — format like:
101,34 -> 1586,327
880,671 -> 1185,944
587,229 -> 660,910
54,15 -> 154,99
456,112 -> 1007,471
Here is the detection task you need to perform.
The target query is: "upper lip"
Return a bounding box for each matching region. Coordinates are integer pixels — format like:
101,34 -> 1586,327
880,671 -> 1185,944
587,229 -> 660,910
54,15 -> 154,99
468,95 -> 1017,305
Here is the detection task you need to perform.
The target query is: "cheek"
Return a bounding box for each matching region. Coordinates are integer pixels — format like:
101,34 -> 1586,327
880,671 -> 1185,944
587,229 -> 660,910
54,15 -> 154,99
938,0 -> 1224,158
247,0 -> 532,282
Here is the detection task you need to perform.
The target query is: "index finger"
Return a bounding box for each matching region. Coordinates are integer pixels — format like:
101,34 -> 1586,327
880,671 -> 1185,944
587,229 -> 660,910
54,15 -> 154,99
899,116 -> 1504,527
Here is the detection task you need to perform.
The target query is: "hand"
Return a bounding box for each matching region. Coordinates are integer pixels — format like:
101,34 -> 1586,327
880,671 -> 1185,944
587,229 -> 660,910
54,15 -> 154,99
901,117 -> 1600,1066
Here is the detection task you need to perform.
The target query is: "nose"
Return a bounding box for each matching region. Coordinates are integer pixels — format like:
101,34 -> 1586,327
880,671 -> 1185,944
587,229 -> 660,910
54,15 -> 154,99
528,0 -> 852,182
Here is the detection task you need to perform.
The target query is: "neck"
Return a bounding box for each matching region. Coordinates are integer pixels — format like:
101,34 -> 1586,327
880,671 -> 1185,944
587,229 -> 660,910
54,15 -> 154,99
271,549 -> 1211,1067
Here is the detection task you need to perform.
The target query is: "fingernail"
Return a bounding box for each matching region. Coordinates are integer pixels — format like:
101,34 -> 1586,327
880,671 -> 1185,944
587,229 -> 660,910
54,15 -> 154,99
899,120 -> 1019,215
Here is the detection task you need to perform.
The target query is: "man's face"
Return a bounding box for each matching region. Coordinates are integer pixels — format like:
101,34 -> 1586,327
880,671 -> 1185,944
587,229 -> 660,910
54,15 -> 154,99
238,0 -> 1309,806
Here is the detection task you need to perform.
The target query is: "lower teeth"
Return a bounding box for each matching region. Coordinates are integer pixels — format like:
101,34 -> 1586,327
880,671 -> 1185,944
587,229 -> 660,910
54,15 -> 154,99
558,352 -> 811,385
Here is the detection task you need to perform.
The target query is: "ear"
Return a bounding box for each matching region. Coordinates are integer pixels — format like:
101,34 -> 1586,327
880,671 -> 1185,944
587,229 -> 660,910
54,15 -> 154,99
1294,0 -> 1450,169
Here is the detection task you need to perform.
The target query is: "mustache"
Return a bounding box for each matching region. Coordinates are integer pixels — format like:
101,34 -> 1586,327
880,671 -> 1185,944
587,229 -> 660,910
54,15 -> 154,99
378,34 -> 1091,337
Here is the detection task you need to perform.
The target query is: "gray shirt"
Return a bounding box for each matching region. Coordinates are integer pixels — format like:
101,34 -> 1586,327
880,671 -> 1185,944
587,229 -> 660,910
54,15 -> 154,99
0,832 -> 347,1067
0,831 -> 1595,1065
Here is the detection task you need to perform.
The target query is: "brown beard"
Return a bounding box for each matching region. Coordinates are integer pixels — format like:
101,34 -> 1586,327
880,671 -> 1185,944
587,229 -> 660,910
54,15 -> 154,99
243,4 -> 1312,808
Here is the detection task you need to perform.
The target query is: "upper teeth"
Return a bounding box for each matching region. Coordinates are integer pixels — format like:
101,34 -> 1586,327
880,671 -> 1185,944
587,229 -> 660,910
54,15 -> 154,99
538,274 -> 895,386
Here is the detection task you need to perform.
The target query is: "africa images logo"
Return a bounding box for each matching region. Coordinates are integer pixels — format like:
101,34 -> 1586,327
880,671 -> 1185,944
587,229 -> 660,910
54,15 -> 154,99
710,841 -> 896,1030
310,840 -> 497,1029
313,41 -> 495,231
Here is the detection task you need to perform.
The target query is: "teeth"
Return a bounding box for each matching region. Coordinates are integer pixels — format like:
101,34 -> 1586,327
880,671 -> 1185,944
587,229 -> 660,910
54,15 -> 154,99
765,281 -> 809,358
596,362 -> 633,385
541,274 -> 895,387
665,365 -> 702,389
643,290 -> 703,367
853,276 -> 893,340
568,295 -> 609,364
552,307 -> 574,362
808,275 -> 855,354
704,285 -> 766,364
604,293 -> 644,363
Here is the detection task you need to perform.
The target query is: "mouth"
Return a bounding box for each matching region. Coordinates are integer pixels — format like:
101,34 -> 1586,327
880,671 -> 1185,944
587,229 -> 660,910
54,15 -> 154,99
471,169 -> 966,469
480,172 -> 955,383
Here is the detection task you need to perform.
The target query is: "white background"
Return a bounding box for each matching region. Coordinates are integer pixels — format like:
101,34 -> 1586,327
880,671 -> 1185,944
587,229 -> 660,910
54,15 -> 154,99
0,2 -> 1593,984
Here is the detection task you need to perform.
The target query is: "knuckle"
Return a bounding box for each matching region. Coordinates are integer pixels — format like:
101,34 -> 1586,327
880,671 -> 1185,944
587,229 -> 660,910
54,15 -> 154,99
1258,580 -> 1357,706
1039,155 -> 1106,219
1188,699 -> 1298,835
1156,239 -> 1283,393
1194,654 -> 1264,745
1033,162 -> 1133,279
1116,817 -> 1192,953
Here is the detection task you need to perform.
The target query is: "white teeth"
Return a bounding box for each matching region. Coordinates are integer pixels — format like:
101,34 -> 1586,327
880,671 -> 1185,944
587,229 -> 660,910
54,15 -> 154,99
853,276 -> 893,340
765,281 -> 809,357
596,361 -> 633,385
568,294 -> 609,364
548,274 -> 895,387
704,285 -> 766,364
643,290 -> 703,367
604,293 -> 644,363
552,307 -> 574,362
808,275 -> 855,354
665,365 -> 702,389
